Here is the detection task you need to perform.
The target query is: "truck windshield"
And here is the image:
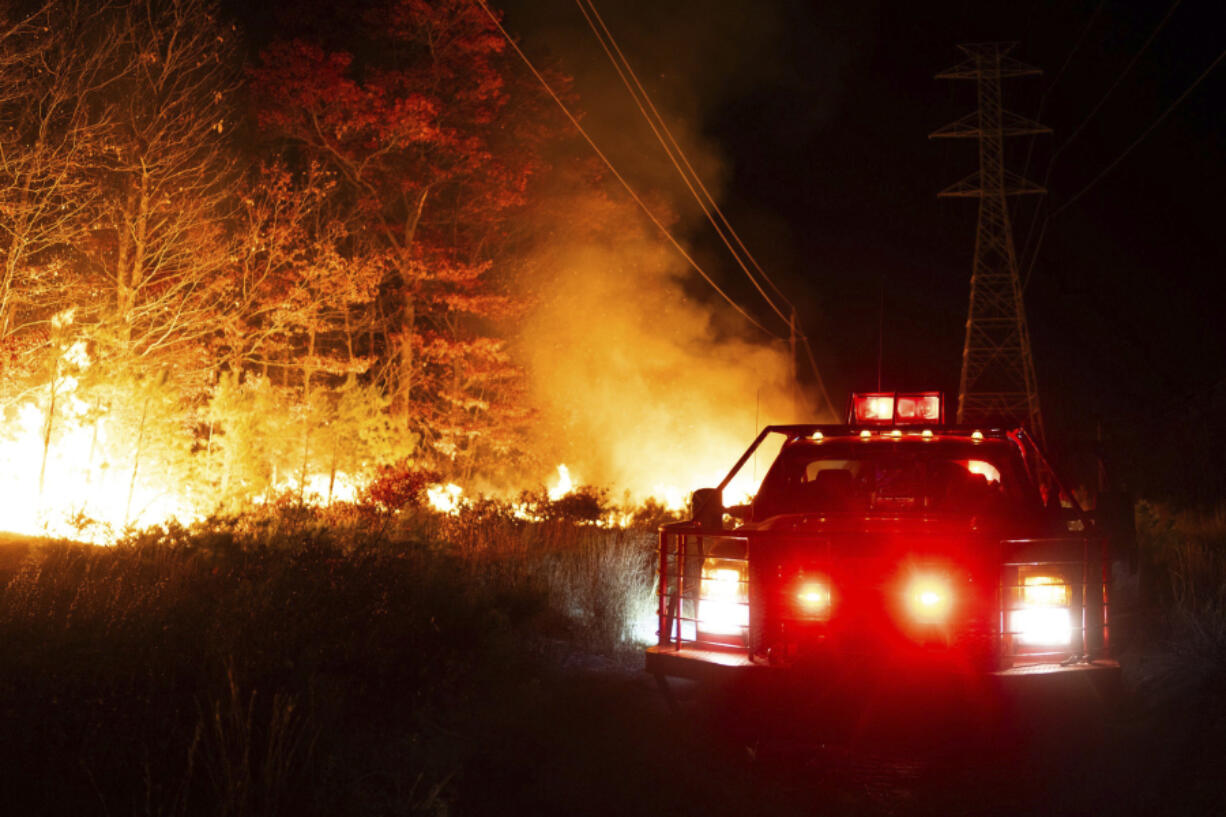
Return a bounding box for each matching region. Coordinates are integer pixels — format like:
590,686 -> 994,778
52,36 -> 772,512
753,439 -> 1035,519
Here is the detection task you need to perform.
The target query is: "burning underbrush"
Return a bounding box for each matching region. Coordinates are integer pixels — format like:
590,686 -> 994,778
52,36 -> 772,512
0,357 -> 690,543
0,331 -> 715,545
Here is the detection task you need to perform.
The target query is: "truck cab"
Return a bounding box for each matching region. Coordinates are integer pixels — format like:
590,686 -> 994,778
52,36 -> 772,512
646,392 -> 1120,689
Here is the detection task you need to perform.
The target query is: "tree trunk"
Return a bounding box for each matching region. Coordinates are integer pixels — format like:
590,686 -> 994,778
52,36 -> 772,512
394,300 -> 415,429
124,394 -> 150,527
298,328 -> 316,501
38,371 -> 59,499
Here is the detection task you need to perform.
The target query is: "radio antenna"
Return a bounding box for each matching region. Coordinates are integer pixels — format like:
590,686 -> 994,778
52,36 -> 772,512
876,278 -> 884,392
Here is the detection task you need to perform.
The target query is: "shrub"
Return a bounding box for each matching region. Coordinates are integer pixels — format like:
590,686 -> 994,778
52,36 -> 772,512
359,462 -> 442,512
0,504 -> 660,814
1134,502 -> 1226,703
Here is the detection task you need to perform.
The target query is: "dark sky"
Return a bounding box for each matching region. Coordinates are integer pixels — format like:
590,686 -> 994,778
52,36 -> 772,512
496,0 -> 1224,451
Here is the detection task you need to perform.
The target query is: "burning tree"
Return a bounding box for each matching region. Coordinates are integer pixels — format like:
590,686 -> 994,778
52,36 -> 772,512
249,0 -> 553,475
207,161 -> 397,506
0,0 -> 241,534
79,0 -> 238,369
0,0 -> 729,537
0,1 -> 112,395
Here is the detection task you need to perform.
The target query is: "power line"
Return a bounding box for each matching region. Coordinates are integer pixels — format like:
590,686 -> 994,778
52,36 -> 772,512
799,330 -> 836,421
1024,40 -> 1223,288
575,0 -> 793,325
471,0 -> 782,339
1048,45 -> 1225,221
1061,0 -> 1181,163
575,0 -> 839,419
1017,0 -> 1105,235
573,0 -> 843,417
1021,0 -> 1183,286
1022,0 -> 1105,177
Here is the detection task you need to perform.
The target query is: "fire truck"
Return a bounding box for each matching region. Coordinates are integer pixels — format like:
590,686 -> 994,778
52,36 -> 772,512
646,392 -> 1120,697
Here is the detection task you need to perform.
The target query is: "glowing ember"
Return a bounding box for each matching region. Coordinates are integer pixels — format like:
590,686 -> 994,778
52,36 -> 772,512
511,502 -> 543,522
547,464 -> 574,501
426,483 -> 464,515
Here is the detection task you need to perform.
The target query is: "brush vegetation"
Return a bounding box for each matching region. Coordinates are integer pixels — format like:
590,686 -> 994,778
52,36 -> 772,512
1131,502 -> 1226,704
0,501 -> 657,815
4,498 -> 1226,816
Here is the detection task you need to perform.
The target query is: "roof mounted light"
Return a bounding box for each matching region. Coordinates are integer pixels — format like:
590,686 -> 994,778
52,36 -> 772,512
849,392 -> 944,425
895,392 -> 943,423
851,392 -> 895,424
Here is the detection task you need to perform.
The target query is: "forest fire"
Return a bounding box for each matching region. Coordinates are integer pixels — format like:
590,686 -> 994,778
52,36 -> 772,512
0,0 -> 808,543
0,352 -> 778,540
0,364 -> 774,541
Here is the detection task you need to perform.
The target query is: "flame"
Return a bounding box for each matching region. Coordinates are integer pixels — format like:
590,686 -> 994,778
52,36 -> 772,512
651,484 -> 687,513
263,472 -> 362,505
511,502 -> 542,522
0,324 -> 368,542
426,483 -> 464,515
0,287 -> 801,542
547,463 -> 574,501
0,405 -> 201,543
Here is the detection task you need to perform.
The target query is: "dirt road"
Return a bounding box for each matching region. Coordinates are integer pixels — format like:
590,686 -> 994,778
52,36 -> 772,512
462,654 -> 1225,817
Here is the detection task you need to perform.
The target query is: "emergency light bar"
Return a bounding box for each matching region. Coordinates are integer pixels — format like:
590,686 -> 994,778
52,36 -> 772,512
849,392 -> 944,425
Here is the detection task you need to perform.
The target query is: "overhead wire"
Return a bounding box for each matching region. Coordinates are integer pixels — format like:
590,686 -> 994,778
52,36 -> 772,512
1016,0 -> 1105,246
577,0 -> 796,318
1055,0 -> 1181,168
1021,0 -> 1184,287
1025,40 -> 1223,289
575,0 -> 836,416
1048,45 -> 1225,221
470,0 -> 782,340
1021,0 -> 1105,179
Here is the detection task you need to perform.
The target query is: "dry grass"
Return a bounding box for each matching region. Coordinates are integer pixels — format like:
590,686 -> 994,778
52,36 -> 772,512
1133,502 -> 1226,703
0,504 -> 657,815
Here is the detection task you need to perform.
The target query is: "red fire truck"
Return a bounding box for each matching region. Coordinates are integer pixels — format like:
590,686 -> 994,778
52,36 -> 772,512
646,392 -> 1120,695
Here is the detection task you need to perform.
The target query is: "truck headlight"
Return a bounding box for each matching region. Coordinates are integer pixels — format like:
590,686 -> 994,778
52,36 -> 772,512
698,559 -> 748,635
1010,571 -> 1072,647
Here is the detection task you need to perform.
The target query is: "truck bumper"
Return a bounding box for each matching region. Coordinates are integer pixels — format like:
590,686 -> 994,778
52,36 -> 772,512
646,644 -> 1120,691
645,644 -> 762,682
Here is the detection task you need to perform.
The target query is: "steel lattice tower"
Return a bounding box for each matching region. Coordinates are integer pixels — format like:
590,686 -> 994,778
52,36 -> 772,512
930,43 -> 1049,439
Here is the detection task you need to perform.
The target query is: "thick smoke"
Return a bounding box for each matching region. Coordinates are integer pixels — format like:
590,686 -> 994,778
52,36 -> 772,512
505,0 -> 846,499
517,198 -> 804,502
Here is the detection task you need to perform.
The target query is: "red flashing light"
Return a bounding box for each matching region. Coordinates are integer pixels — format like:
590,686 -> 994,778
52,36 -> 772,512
794,577 -> 833,621
849,392 -> 944,425
851,392 -> 895,424
896,392 -> 943,423
904,571 -> 953,623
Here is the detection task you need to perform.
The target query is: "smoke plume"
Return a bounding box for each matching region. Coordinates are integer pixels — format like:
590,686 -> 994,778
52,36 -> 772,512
504,0 -> 850,500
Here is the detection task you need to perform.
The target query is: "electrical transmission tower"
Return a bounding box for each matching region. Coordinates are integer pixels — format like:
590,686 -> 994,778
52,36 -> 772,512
931,43 -> 1049,439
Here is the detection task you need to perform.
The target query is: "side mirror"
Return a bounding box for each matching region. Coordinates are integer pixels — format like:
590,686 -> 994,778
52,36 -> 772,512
690,488 -> 724,530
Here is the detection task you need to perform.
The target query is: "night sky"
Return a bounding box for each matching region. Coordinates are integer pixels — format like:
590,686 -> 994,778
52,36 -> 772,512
496,0 -> 1224,455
